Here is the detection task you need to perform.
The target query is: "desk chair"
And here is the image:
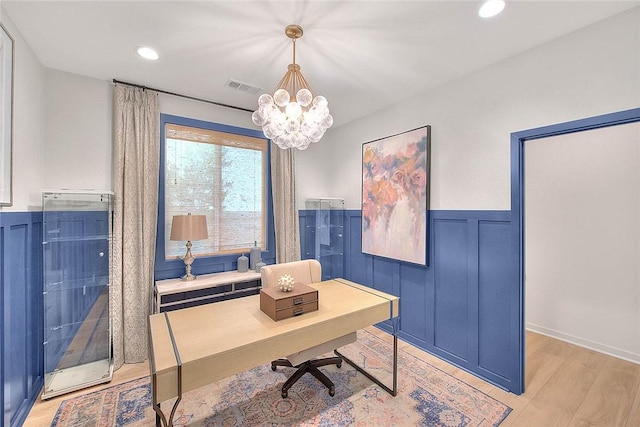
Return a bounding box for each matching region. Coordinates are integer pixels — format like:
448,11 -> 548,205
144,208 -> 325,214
261,260 -> 356,398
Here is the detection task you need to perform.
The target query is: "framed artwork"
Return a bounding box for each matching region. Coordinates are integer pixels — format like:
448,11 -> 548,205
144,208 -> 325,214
0,23 -> 14,206
362,126 -> 430,265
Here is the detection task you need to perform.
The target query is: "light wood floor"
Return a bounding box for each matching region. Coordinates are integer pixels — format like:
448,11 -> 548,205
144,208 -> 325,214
24,327 -> 640,426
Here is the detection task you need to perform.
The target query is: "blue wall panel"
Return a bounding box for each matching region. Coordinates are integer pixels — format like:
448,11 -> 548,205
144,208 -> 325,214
433,218 -> 470,362
371,257 -> 398,296
398,263 -> 430,345
27,220 -> 43,406
0,224 -> 3,426
301,209 -> 521,394
6,223 -> 29,425
344,213 -> 370,286
478,220 -> 513,381
0,212 -> 43,427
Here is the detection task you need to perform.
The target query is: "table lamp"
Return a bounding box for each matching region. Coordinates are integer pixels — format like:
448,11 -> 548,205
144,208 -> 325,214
170,213 -> 208,281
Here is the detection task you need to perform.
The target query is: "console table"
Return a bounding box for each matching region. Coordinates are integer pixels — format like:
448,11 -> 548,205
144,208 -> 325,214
154,270 -> 262,313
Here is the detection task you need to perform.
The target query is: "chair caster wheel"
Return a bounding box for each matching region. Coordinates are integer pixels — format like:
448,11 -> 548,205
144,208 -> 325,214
271,364 -> 276,371
281,390 -> 288,398
329,387 -> 335,397
337,362 -> 342,368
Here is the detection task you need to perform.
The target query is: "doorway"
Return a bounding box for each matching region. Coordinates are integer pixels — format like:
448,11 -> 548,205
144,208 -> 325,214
511,107 -> 640,392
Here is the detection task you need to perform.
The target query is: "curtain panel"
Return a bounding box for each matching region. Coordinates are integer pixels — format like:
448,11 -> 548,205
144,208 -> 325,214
270,145 -> 301,263
112,85 -> 160,367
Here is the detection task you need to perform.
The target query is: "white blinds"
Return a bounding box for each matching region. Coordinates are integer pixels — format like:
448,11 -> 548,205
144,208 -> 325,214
164,123 -> 268,258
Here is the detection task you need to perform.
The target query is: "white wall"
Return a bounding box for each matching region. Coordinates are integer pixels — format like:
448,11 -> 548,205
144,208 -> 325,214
41,71 -> 253,197
7,56 -> 252,211
297,8 -> 640,210
159,94 -> 253,130
11,7 -> 639,214
526,123 -> 640,363
44,70 -> 112,193
0,8 -> 45,212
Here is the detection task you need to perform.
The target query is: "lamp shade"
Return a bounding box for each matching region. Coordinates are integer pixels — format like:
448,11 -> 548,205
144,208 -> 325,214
170,214 -> 208,241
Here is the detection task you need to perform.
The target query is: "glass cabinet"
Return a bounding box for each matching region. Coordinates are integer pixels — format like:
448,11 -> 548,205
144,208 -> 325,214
42,190 -> 113,399
304,198 -> 344,280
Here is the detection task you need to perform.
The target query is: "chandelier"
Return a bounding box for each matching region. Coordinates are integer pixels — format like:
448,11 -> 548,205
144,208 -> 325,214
252,24 -> 333,150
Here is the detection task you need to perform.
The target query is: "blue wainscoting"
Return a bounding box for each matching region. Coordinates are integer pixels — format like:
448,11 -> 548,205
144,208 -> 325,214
0,211 -> 44,427
301,209 -> 522,394
1,206 -> 521,427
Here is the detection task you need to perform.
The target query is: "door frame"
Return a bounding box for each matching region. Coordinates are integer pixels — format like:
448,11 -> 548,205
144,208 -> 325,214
510,107 -> 640,394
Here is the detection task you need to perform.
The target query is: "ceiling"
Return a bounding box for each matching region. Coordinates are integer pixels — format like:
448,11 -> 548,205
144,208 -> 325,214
3,1 -> 639,128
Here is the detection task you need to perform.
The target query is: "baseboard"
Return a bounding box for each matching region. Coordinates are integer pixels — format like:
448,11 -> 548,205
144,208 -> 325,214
526,323 -> 640,365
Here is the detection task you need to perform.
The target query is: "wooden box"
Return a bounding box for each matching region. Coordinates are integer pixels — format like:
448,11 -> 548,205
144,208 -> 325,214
260,283 -> 318,321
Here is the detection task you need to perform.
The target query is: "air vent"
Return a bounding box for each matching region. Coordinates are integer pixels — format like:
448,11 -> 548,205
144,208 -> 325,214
225,79 -> 263,95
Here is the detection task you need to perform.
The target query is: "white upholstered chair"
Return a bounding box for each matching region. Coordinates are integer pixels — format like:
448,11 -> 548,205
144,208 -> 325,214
260,259 -> 356,398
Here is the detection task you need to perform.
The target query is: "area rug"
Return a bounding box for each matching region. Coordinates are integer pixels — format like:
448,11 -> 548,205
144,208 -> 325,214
51,330 -> 511,426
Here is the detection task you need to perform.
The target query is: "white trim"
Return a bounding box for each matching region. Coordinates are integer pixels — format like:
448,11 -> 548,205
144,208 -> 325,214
42,189 -> 114,194
527,323 -> 640,365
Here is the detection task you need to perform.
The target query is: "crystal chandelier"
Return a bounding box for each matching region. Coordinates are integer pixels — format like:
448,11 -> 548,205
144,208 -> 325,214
252,25 -> 333,150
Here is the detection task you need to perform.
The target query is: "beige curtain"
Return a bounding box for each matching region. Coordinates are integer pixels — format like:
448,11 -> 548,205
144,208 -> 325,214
112,84 -> 160,368
270,145 -> 301,263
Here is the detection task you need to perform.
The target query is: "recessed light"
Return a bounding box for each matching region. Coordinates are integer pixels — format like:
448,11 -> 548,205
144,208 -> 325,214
137,46 -> 159,60
479,0 -> 506,18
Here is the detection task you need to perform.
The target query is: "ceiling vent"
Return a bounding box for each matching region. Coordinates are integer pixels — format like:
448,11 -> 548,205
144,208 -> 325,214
225,79 -> 263,95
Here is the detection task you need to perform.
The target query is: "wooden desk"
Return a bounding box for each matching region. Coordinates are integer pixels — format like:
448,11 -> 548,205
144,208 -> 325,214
148,278 -> 399,427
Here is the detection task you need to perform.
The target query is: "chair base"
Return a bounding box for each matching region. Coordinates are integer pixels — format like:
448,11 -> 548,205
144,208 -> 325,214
271,356 -> 343,398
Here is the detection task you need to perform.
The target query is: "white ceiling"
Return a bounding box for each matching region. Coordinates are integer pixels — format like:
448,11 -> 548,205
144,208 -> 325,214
4,1 -> 639,127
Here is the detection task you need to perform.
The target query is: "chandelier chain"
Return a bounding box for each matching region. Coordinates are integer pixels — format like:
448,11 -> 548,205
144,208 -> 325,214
292,38 -> 296,65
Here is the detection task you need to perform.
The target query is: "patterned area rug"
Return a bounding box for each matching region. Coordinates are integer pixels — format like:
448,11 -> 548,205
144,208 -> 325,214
52,330 -> 511,426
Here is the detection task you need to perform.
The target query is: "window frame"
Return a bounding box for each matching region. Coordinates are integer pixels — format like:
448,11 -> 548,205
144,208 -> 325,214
154,113 -> 275,280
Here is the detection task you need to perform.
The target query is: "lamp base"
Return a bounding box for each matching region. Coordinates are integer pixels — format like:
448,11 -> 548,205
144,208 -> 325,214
181,240 -> 197,281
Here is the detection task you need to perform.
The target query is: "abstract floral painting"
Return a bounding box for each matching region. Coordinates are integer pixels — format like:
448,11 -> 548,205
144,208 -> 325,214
362,126 -> 430,265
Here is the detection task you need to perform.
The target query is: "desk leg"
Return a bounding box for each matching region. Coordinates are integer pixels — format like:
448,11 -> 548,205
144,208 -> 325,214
151,368 -> 183,427
151,313 -> 184,427
335,331 -> 398,396
151,373 -> 168,427
155,403 -> 162,427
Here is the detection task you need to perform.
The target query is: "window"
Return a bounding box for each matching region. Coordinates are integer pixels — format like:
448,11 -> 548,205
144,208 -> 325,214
156,114 -> 273,277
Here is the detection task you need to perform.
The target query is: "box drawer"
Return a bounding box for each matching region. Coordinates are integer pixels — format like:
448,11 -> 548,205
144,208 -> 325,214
273,300 -> 319,321
275,292 -> 317,310
260,283 -> 319,321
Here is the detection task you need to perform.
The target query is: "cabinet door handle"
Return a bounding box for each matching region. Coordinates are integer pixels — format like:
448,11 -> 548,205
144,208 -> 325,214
293,297 -> 303,305
293,308 -> 303,316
